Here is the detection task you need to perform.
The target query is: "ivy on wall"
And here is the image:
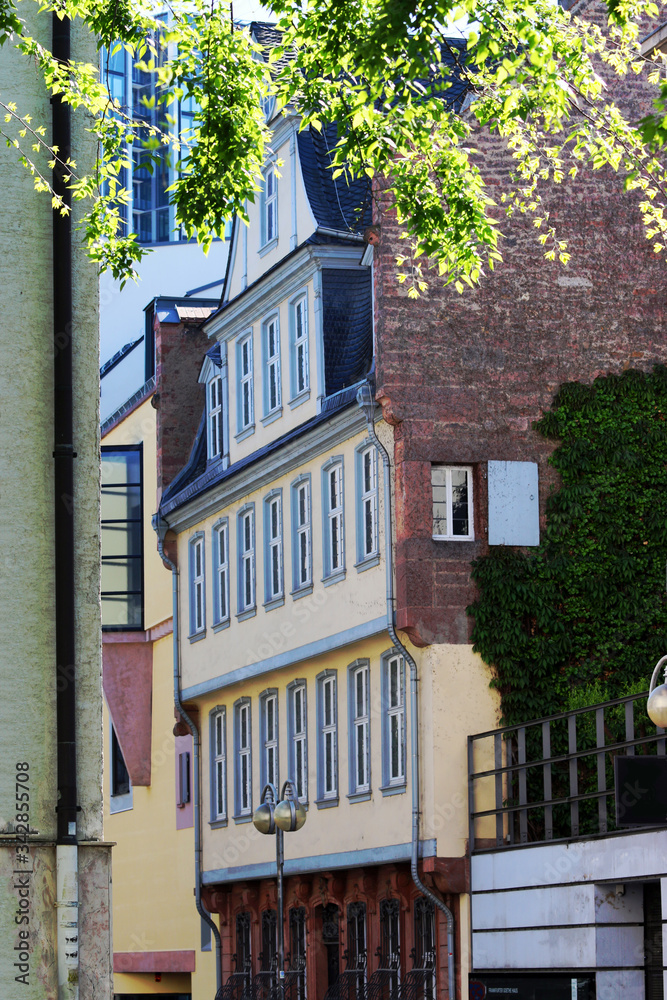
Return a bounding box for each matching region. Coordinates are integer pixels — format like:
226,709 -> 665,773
468,366 -> 667,727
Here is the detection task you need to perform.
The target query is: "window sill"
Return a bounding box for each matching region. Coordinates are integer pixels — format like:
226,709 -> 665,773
109,791 -> 133,814
209,818 -> 228,829
235,424 -> 255,443
347,790 -> 371,804
315,797 -> 339,810
259,236 -> 279,258
355,554 -> 380,573
188,629 -> 206,644
432,534 -> 475,543
291,584 -> 313,601
323,569 -> 346,588
233,814 -> 253,824
289,389 -> 311,410
212,619 -> 231,633
236,607 -> 257,623
263,596 -> 285,612
261,408 -> 283,427
380,783 -> 407,797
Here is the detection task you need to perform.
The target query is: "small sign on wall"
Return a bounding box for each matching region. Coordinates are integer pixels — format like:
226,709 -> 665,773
488,461 -> 540,547
614,755 -> 667,827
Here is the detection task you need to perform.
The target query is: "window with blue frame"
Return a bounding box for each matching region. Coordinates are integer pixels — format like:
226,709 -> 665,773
261,164 -> 277,246
291,476 -> 312,593
356,443 -> 378,566
212,519 -> 230,626
316,671 -> 338,804
264,492 -> 283,605
236,333 -> 254,435
101,445 -> 143,630
260,690 -> 279,790
289,293 -> 309,403
189,533 -> 205,636
287,681 -> 308,802
234,698 -> 252,818
322,459 -> 345,581
381,653 -> 406,792
210,707 -> 227,822
348,661 -> 370,798
208,374 -> 224,460
262,315 -> 281,418
237,506 -> 256,616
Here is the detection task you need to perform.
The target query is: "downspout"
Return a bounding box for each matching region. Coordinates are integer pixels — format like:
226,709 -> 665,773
52,11 -> 80,999
357,385 -> 456,1000
153,514 -> 223,995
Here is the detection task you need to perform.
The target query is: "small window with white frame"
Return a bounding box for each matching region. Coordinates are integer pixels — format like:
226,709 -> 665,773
189,534 -> 205,636
262,164 -> 277,247
212,520 -> 229,626
263,315 -> 281,417
323,460 -> 344,580
317,671 -> 338,803
290,294 -> 309,402
234,699 -> 252,818
292,476 -> 312,592
260,690 -> 279,790
264,492 -> 283,605
237,333 -> 254,434
382,653 -> 406,790
431,466 -> 474,540
208,374 -> 223,459
357,444 -> 378,564
211,707 -> 227,822
237,506 -> 255,615
349,661 -> 370,797
288,681 -> 308,802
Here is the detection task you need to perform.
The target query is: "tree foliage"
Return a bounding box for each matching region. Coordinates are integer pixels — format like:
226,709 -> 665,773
3,0 -> 667,286
468,367 -> 667,727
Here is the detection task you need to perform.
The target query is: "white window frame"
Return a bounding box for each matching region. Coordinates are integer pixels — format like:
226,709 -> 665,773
262,164 -> 277,247
264,492 -> 283,604
263,315 -> 281,417
237,333 -> 254,434
317,671 -> 338,802
292,476 -> 312,592
290,294 -> 309,401
211,707 -> 227,822
349,661 -> 370,797
212,520 -> 230,625
288,680 -> 308,803
382,653 -> 406,789
357,444 -> 378,563
235,699 -> 252,818
322,459 -> 345,580
208,374 -> 223,459
260,690 -> 279,790
431,465 -> 474,541
238,506 -> 255,615
189,534 -> 205,636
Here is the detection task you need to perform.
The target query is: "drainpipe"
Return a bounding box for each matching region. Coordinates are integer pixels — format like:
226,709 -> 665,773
153,514 -> 223,995
357,385 -> 456,1000
52,10 -> 80,999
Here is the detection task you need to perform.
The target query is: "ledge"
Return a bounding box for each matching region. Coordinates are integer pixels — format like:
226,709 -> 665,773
235,424 -> 255,443
114,950 -> 196,974
291,584 -> 313,601
213,619 -> 231,633
236,607 -> 257,623
355,554 -> 380,573
323,569 -> 346,588
259,236 -> 279,258
263,596 -> 285,612
347,790 -> 371,804
380,784 -> 406,798
261,408 -> 283,427
315,797 -> 339,810
289,388 -> 311,410
209,818 -> 228,830
188,630 -> 206,644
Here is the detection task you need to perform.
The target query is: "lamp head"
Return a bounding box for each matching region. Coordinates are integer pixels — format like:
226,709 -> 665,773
648,683 -> 667,728
252,801 -> 275,835
274,797 -> 307,832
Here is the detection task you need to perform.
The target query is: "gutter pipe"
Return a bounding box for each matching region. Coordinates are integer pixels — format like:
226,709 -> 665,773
357,385 -> 456,1000
153,514 -> 223,996
52,11 -> 80,999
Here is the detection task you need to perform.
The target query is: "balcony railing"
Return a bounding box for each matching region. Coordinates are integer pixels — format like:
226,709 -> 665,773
468,689 -> 667,852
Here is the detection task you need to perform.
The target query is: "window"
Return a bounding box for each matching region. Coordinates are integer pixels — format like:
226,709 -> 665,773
288,681 -> 308,802
292,477 -> 312,593
101,446 -> 143,629
237,333 -> 254,434
211,708 -> 227,822
234,699 -> 252,818
382,653 -> 406,790
290,294 -> 309,401
260,690 -> 279,790
110,725 -> 130,797
212,520 -> 230,625
237,507 -> 255,615
189,534 -> 206,636
349,662 -> 370,797
431,466 -> 474,540
208,374 -> 223,459
323,460 -> 345,580
356,444 -> 378,564
317,672 -> 338,803
177,751 -> 191,807
262,164 -> 277,246
263,316 -> 281,416
264,492 -> 283,605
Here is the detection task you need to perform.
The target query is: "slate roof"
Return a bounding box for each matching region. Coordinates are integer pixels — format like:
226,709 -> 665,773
250,21 -> 293,76
297,125 -> 372,234
322,269 -> 373,395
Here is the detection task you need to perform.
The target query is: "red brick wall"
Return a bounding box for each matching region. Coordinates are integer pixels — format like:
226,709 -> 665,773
374,5 -> 667,645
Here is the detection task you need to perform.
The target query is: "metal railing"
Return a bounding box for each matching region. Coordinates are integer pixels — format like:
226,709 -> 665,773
468,689 -> 667,851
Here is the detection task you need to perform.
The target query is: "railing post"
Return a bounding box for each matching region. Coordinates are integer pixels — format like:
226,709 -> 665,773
467,737 -> 476,853
568,714 -> 579,838
596,707 -> 607,834
494,733 -> 503,847
517,727 -> 527,844
542,722 -> 552,840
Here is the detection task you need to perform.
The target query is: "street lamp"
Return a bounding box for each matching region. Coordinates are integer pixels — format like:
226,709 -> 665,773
647,655 -> 667,728
253,780 -> 306,989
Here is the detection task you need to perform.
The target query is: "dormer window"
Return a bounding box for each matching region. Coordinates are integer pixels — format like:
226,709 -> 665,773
208,375 -> 223,459
261,165 -> 277,247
